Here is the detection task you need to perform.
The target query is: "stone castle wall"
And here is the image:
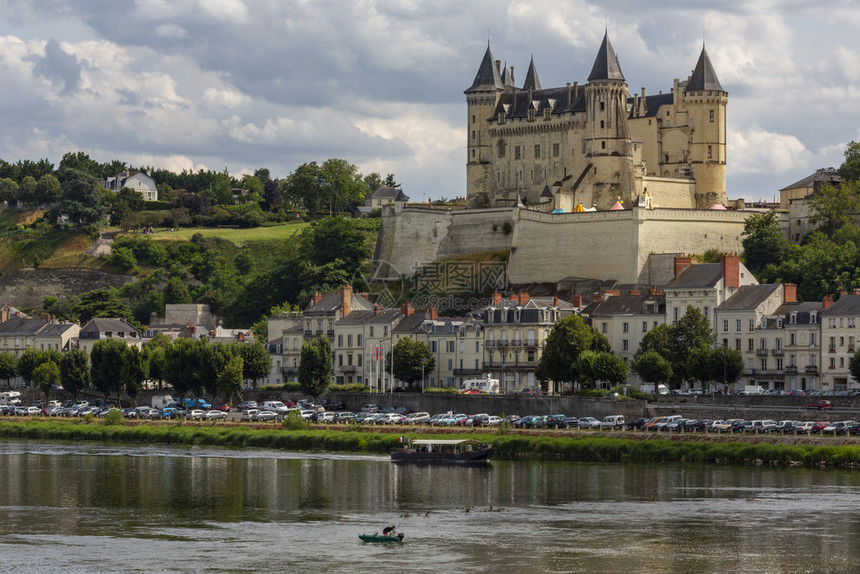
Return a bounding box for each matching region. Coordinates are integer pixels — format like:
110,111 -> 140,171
374,206 -> 750,285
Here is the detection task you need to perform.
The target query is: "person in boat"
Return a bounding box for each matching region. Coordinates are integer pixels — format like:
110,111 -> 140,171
383,526 -> 396,536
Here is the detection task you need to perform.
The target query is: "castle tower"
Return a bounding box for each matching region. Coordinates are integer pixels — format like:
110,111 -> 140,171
583,31 -> 635,210
465,43 -> 506,206
685,45 -> 728,208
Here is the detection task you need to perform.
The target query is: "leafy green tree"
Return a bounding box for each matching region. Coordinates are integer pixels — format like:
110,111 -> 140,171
111,186 -> 145,227
686,346 -> 713,390
850,350 -> 860,385
0,352 -> 18,385
634,324 -> 674,361
58,151 -> 101,177
281,161 -> 323,215
319,158 -> 366,213
240,341 -> 272,390
710,346 -> 745,392
121,346 -> 148,404
671,307 -> 715,386
17,175 -> 37,205
106,246 -> 137,271
163,338 -> 201,399
71,289 -> 136,324
90,339 -> 129,405
144,335 -> 170,390
16,349 -> 45,386
50,169 -> 109,227
59,349 -> 89,401
593,352 -> 628,386
36,173 -> 63,204
33,361 -> 60,405
217,355 -> 244,402
0,178 -> 18,203
163,276 -> 192,304
390,338 -> 435,389
809,181 -> 860,238
838,140 -> 860,181
742,211 -> 789,276
536,315 -> 605,393
301,217 -> 370,270
298,336 -> 333,399
633,350 -> 672,387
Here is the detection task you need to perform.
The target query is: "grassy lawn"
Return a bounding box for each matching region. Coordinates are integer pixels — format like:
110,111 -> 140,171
133,223 -> 311,245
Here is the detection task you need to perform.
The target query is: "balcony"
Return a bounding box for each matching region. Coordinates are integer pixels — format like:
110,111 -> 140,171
281,366 -> 299,375
771,349 -> 784,357
785,365 -> 798,374
339,365 -> 357,373
755,349 -> 768,357
326,329 -> 335,338
805,366 -> 818,374
453,368 -> 483,376
484,361 -> 538,370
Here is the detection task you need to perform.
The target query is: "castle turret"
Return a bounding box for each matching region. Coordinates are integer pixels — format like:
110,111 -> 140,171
465,43 -> 506,206
583,31 -> 635,210
685,45 -> 728,208
522,55 -> 541,91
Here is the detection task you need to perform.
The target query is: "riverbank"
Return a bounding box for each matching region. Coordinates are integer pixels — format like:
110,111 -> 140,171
3,419 -> 860,468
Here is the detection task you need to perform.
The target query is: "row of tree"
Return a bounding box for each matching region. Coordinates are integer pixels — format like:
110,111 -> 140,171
8,335 -> 272,406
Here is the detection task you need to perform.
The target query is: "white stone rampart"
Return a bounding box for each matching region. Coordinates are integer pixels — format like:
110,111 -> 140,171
374,206 -> 751,285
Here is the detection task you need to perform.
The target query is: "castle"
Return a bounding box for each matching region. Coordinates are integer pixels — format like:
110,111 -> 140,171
466,32 -> 727,211
373,32 -> 749,288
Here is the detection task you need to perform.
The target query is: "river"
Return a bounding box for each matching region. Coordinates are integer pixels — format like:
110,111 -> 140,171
0,439 -> 858,573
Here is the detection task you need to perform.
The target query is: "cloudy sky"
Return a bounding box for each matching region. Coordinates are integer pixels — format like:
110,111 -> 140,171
0,0 -> 858,202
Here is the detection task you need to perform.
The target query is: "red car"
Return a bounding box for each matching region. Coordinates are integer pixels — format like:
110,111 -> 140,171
806,400 -> 833,410
213,403 -> 231,413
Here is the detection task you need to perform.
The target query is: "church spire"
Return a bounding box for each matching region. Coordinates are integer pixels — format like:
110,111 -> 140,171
465,42 -> 504,93
522,55 -> 541,91
587,30 -> 625,82
687,44 -> 723,92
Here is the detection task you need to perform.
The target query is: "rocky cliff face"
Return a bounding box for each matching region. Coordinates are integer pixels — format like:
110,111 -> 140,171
0,268 -> 134,308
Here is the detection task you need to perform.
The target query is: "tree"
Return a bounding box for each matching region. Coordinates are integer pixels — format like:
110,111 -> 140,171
670,307 -> 715,386
536,315 -> 604,393
850,349 -> 860,384
163,277 -> 192,304
301,217 -> 370,270
90,339 -> 129,405
0,352 -> 18,385
686,346 -> 713,390
634,324 -> 674,361
17,175 -> 37,205
217,355 -> 244,402
32,361 -> 60,405
163,338 -> 202,399
36,173 -> 63,204
808,181 -> 860,238
298,336 -> 333,399
121,346 -> 148,404
390,338 -> 435,389
16,349 -> 45,386
59,349 -> 89,401
838,140 -> 860,182
50,169 -> 109,227
239,342 -> 271,390
710,346 -> 745,392
281,161 -> 323,215
593,352 -> 628,386
742,211 -> 789,276
71,289 -> 136,324
110,186 -> 145,227
633,350 -> 672,387
0,178 -> 18,203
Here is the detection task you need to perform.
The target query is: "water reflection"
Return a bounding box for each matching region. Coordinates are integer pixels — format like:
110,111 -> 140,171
0,440 -> 859,573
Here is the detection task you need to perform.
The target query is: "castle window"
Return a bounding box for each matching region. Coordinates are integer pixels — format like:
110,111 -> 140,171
601,141 -> 606,150
471,149 -> 475,158
600,101 -> 605,111
497,140 -> 506,158
471,130 -> 476,140
515,146 -> 522,159
600,120 -> 605,129
709,110 -> 714,122
552,143 -> 559,157
708,145 -> 713,159
534,145 -> 540,159
472,115 -> 476,124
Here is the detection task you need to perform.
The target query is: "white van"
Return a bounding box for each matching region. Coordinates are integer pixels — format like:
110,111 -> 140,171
0,391 -> 22,406
600,415 -> 626,430
260,401 -> 290,416
151,395 -> 175,409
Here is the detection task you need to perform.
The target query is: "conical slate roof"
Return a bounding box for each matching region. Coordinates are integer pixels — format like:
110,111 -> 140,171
587,31 -> 625,82
465,43 -> 504,94
688,45 -> 723,92
522,56 -> 541,91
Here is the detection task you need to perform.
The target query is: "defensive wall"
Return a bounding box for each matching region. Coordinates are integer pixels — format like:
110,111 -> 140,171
374,205 -> 750,285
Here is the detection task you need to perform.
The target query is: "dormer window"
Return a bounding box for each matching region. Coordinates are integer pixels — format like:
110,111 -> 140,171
790,313 -> 797,324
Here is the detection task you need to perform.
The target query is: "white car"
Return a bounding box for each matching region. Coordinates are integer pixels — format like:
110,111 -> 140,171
205,410 -> 228,420
186,409 -> 206,420
252,410 -> 277,422
577,417 -> 601,429
486,416 -> 503,426
241,409 -> 259,421
403,412 -> 430,425
22,406 -> 41,416
316,412 -> 338,423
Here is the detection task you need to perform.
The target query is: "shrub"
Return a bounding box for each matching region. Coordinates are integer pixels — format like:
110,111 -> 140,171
84,413 -> 95,424
328,383 -> 369,393
102,410 -> 125,426
423,386 -> 459,394
282,410 -> 310,431
577,388 -> 610,397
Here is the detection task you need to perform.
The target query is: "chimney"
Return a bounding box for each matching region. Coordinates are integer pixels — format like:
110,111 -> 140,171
721,253 -> 740,289
629,290 -> 640,296
313,291 -> 323,305
400,302 -> 414,316
340,284 -> 353,317
649,285 -> 664,296
593,292 -> 603,303
603,289 -> 620,297
430,307 -> 438,320
674,254 -> 693,278
238,332 -> 244,342
492,292 -> 502,305
784,283 -> 797,304
553,295 -> 559,307
146,168 -> 152,177
823,295 -> 833,310
509,294 -> 518,301
373,304 -> 380,316
518,292 -> 530,305
572,293 -> 582,308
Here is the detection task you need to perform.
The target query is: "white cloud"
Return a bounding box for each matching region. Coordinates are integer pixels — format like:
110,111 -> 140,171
154,24 -> 188,39
728,126 -> 811,175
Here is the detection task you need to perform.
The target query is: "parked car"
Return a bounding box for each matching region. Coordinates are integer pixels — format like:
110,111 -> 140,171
403,412 -> 430,425
236,401 -> 258,412
186,409 -> 206,420
486,416 -> 503,426
316,411 -> 338,423
807,400 -> 834,410
212,403 -> 231,413
626,417 -> 651,431
320,399 -> 345,411
252,410 -> 277,422
545,414 -> 568,429
599,415 -> 626,430
793,421 -> 815,433
503,415 -> 522,425
205,410 -> 228,420
241,409 -> 260,421
577,417 -> 601,430
336,411 -> 355,423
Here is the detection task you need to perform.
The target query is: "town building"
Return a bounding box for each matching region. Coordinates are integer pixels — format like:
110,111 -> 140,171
103,170 -> 158,202
821,293 -> 860,390
77,318 -> 143,354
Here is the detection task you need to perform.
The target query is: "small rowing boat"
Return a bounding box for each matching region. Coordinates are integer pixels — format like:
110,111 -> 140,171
358,533 -> 404,543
